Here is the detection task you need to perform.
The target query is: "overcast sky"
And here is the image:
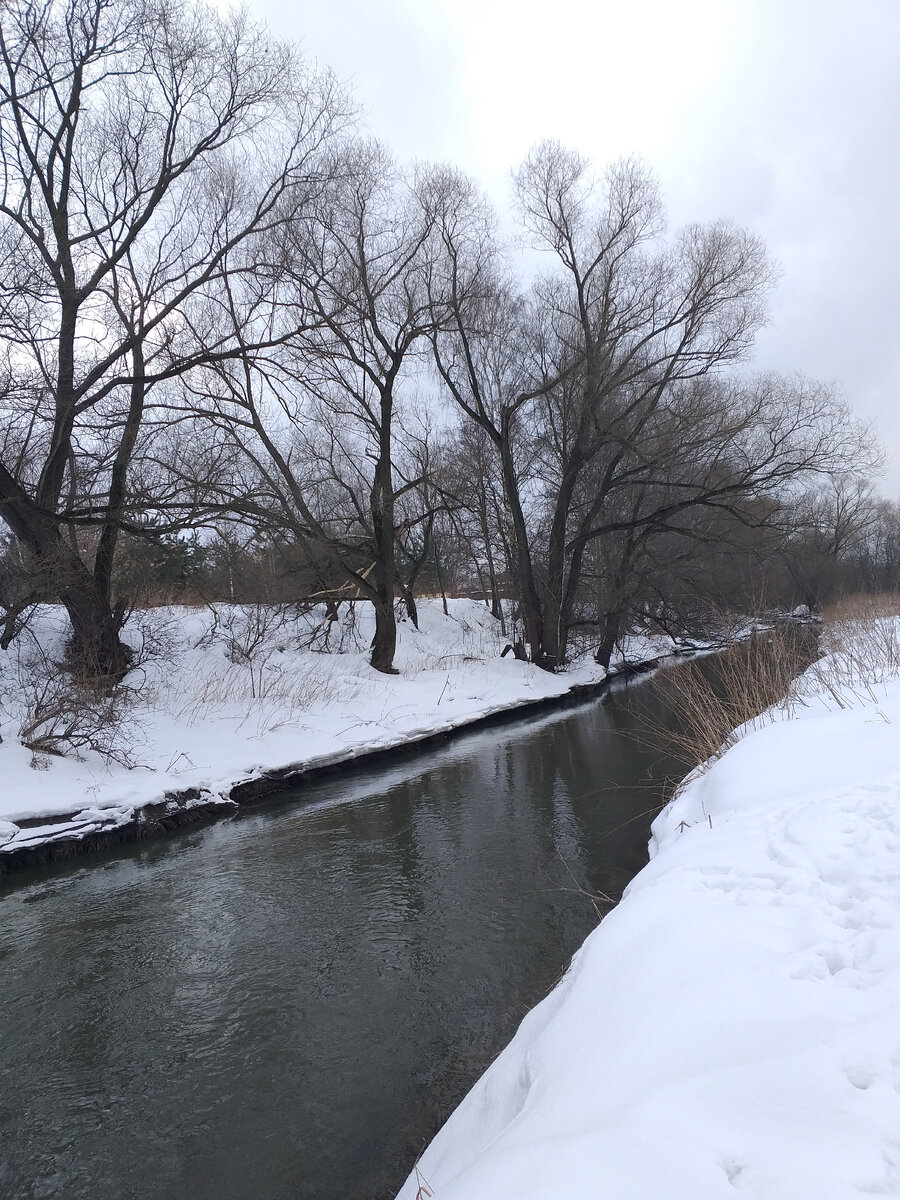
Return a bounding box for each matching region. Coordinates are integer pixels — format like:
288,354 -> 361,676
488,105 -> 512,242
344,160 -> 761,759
247,0 -> 900,496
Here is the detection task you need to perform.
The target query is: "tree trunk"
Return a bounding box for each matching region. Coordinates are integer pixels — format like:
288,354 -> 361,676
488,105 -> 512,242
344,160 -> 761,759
0,465 -> 131,679
61,569 -> 131,680
595,611 -> 621,669
498,427 -> 551,668
433,542 -> 449,617
400,582 -> 419,629
541,449 -> 587,668
370,593 -> 398,674
478,493 -> 504,626
94,339 -> 145,605
369,386 -> 399,673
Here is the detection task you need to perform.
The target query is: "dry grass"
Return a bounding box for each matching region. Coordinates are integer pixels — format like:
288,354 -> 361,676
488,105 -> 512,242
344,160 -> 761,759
804,592 -> 900,709
405,630 -> 501,676
643,628 -> 812,775
820,592 -> 900,623
643,594 -> 900,783
158,657 -> 372,739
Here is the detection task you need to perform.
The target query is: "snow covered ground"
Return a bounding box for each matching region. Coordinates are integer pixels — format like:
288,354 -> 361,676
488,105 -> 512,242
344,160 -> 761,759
396,612 -> 900,1200
0,598 -> 690,860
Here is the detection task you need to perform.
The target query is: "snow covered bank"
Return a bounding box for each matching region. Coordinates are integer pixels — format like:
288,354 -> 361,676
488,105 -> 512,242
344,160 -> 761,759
0,598 -> 693,870
397,614 -> 900,1200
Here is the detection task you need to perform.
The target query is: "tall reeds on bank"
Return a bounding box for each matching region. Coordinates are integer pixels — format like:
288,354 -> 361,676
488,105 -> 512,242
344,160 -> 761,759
643,594 -> 900,785
643,627 -> 813,775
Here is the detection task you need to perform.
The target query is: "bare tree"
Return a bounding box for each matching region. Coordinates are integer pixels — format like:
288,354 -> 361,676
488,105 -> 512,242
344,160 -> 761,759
437,420 -> 512,622
779,475 -> 883,607
176,146 -> 474,672
434,143 -> 875,667
0,0 -> 343,675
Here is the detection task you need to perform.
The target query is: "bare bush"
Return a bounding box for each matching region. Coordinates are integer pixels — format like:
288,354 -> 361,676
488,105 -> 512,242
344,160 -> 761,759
19,677 -> 136,767
218,605 -> 291,667
296,601 -> 368,655
125,609 -> 186,674
189,604 -> 291,698
2,628 -> 138,766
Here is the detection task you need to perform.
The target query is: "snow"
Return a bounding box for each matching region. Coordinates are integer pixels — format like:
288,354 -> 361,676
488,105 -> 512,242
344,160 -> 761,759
7,598 -> 895,1194
396,615 -> 900,1200
2,598 -> 674,855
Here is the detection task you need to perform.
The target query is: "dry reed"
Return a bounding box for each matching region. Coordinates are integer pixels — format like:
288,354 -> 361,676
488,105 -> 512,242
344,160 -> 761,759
641,628 -> 812,775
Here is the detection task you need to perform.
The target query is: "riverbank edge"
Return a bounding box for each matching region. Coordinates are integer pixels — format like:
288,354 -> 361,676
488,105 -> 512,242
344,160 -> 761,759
393,613 -> 900,1200
0,651 -> 678,879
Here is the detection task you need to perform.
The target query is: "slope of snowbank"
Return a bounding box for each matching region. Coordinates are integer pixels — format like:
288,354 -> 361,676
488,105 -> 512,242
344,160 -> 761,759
1,599 -> 683,861
396,620 -> 900,1200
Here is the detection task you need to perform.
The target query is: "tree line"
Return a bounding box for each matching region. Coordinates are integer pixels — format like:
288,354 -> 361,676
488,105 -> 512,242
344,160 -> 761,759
0,0 -> 878,679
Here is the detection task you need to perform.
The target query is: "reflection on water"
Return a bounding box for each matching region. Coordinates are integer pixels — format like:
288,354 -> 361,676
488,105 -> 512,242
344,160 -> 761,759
0,681 -> 688,1200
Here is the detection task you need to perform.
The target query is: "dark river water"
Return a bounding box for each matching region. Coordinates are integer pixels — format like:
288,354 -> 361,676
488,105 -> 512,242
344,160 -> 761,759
0,679 -> 689,1200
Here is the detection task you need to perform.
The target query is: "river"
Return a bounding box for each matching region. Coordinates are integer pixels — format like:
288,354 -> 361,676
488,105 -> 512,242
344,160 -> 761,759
0,677 -> 690,1200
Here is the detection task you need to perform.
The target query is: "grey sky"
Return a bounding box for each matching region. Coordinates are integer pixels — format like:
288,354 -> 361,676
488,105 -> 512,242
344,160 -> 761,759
248,0 -> 900,495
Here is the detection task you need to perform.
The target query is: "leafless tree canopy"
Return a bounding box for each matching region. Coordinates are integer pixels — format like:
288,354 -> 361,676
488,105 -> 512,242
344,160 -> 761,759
0,0 -> 345,673
0,5 -> 880,676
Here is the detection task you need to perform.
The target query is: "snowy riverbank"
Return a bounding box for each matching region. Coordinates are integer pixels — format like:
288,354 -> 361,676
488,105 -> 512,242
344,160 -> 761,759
396,611 -> 900,1200
0,599 -> 694,868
